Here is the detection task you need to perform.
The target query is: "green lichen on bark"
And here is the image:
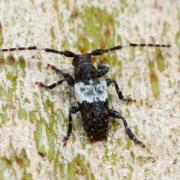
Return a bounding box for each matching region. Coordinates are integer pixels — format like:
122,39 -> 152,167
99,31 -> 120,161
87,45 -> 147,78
148,60 -> 160,97
0,0 -> 179,179
0,23 -> 3,46
0,146 -> 32,180
155,49 -> 166,72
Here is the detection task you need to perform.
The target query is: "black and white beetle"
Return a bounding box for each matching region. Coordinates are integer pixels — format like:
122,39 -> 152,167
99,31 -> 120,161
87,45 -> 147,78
0,43 -> 170,147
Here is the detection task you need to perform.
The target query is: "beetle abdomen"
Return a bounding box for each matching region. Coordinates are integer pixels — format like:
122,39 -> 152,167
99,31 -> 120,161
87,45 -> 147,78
79,101 -> 109,142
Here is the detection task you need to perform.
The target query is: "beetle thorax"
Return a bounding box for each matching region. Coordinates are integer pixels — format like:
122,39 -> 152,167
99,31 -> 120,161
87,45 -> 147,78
74,80 -> 108,103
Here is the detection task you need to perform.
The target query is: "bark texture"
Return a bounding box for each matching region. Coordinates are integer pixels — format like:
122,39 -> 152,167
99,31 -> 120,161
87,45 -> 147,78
0,0 -> 179,179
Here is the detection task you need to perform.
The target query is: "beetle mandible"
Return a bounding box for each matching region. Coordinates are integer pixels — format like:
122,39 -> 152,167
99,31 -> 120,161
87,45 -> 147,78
0,43 -> 170,147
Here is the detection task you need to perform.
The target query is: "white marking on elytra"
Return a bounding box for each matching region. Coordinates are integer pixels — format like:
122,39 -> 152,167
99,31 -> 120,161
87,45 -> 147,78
74,80 -> 108,103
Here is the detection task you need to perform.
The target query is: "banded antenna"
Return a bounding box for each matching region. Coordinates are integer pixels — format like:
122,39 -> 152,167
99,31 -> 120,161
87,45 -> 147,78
0,43 -> 170,57
89,43 -> 171,56
0,46 -> 76,57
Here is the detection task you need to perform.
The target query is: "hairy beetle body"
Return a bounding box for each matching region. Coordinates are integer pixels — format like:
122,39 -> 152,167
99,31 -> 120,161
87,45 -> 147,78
74,80 -> 108,103
0,42 -> 170,147
80,100 -> 109,142
74,79 -> 109,141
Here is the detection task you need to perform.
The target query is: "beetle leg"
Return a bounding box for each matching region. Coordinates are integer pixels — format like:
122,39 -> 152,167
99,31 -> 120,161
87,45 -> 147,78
96,64 -> 109,78
109,109 -> 145,148
35,79 -> 66,90
106,78 -> 136,103
63,105 -> 80,146
47,64 -> 74,86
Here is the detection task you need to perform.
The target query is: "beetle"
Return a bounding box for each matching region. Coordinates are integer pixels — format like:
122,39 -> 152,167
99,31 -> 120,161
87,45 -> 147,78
0,43 -> 170,147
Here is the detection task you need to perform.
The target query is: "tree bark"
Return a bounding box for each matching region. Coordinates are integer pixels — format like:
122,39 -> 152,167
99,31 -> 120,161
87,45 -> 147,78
0,0 -> 179,179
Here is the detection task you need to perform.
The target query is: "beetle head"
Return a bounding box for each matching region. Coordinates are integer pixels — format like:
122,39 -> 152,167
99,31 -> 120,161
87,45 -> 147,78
72,54 -> 91,67
72,54 -> 97,81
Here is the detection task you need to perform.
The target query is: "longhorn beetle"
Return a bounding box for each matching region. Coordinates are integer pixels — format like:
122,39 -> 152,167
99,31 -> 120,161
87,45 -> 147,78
0,43 -> 170,147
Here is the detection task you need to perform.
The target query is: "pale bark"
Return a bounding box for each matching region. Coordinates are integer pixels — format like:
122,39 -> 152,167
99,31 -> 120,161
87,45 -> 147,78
0,0 -> 179,179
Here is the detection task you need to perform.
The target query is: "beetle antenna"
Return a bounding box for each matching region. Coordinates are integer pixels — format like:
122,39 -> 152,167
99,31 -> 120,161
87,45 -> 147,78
89,43 -> 171,56
0,46 -> 76,58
